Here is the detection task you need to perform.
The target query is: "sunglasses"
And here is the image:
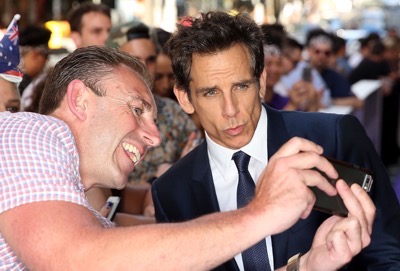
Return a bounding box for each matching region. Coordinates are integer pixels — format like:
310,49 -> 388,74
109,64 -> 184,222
313,48 -> 332,57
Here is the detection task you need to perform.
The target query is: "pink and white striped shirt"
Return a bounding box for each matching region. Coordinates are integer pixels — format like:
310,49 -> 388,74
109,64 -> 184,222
0,112 -> 113,270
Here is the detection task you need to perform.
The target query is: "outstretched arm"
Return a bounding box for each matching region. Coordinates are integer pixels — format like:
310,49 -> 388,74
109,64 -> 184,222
0,137 -> 346,271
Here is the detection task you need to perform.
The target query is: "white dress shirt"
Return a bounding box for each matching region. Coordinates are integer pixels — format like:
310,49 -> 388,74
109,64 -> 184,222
206,106 -> 274,270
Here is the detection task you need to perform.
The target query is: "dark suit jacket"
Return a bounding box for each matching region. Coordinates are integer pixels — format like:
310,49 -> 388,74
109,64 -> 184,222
152,105 -> 400,271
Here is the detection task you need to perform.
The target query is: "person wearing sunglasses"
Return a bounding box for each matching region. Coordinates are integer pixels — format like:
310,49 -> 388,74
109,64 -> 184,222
260,24 -> 321,112
279,41 -> 332,109
306,29 -> 363,109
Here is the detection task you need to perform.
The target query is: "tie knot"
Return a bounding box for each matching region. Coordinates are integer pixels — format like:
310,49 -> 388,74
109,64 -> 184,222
232,151 -> 251,172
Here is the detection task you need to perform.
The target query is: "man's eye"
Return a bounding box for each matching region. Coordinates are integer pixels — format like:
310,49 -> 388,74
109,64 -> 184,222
93,29 -> 102,35
205,89 -> 217,97
6,107 -> 19,113
132,107 -> 143,116
237,84 -> 249,91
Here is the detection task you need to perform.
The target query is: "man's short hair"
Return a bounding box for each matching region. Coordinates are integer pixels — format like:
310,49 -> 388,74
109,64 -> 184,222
260,23 -> 286,49
20,25 -> 52,47
67,1 -> 111,33
165,11 -> 264,96
125,23 -> 151,41
39,46 -> 152,115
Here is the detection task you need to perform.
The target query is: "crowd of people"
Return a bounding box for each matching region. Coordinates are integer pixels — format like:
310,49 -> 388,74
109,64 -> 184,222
1,1 -> 400,270
260,23 -> 400,168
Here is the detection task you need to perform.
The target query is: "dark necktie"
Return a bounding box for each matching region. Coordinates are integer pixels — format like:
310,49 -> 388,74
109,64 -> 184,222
232,151 -> 271,271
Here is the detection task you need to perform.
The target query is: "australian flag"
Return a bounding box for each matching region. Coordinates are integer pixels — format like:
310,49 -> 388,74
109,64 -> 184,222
0,14 -> 23,82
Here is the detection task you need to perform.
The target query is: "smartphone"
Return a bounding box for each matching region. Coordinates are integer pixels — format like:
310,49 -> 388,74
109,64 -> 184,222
106,196 -> 121,221
311,157 -> 373,217
302,66 -> 312,82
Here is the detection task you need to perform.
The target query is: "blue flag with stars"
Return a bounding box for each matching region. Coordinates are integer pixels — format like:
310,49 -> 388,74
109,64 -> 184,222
0,14 -> 22,82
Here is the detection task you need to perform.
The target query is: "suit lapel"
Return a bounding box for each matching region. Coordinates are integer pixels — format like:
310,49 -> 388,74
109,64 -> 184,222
187,106 -> 299,270
265,105 -> 291,159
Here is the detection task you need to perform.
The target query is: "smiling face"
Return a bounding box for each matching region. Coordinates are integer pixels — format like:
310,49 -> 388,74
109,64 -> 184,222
71,64 -> 161,189
175,44 -> 263,150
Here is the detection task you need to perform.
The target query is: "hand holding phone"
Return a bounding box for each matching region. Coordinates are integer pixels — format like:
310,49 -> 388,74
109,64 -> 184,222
311,157 -> 373,217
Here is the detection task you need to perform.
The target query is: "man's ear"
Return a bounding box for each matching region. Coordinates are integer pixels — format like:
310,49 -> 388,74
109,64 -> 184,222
70,31 -> 82,49
259,68 -> 267,99
66,80 -> 89,120
174,86 -> 195,114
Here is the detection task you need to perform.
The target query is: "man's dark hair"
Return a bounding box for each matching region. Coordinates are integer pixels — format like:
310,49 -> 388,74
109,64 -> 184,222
165,11 -> 264,96
332,35 -> 346,54
67,1 -> 111,33
260,23 -> 286,48
39,46 -> 152,115
20,25 -> 52,47
125,22 -> 151,41
19,25 -> 52,57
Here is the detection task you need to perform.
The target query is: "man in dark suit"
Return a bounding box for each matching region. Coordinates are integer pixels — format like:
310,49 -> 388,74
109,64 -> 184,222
152,11 -> 400,271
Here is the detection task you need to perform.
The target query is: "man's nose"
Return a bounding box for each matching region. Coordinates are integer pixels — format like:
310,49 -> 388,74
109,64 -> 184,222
221,93 -> 239,118
142,122 -> 161,148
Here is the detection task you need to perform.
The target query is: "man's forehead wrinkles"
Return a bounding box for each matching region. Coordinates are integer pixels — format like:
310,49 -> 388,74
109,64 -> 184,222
194,77 -> 255,90
104,72 -> 155,113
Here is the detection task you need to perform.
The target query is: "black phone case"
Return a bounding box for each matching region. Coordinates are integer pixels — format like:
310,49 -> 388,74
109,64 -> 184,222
311,157 -> 373,217
302,67 -> 312,82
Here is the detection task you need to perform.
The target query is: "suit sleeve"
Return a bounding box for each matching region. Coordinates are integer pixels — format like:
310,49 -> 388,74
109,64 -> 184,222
336,114 -> 400,270
151,180 -> 170,223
